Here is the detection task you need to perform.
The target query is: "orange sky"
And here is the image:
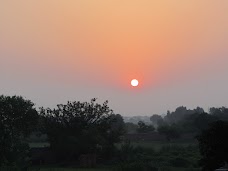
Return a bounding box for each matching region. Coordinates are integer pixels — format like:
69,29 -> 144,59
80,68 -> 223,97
1,1 -> 228,115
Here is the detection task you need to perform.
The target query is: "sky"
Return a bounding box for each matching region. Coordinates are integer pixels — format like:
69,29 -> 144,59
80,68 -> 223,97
1,1 -> 228,116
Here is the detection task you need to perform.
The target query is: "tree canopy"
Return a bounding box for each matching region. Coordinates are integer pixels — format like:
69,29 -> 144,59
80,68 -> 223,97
157,124 -> 180,141
197,121 -> 228,171
40,98 -> 125,162
137,121 -> 155,133
0,95 -> 38,166
150,114 -> 164,127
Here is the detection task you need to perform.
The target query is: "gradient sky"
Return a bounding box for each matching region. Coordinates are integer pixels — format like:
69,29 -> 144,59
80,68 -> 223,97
1,1 -> 228,115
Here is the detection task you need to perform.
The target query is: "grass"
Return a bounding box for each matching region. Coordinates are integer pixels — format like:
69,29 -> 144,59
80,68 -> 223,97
28,167 -> 200,171
29,168 -> 110,171
27,140 -> 199,171
29,142 -> 50,148
28,166 -> 200,171
30,141 -> 196,150
117,140 -> 197,151
159,167 -> 201,171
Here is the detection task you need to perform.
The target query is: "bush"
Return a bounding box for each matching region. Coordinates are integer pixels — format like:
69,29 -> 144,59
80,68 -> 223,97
169,157 -> 191,167
114,161 -> 158,171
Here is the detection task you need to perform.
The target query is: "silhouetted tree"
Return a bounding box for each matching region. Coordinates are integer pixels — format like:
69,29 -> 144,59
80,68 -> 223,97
150,114 -> 164,127
157,124 -> 180,141
197,121 -> 228,171
103,114 -> 126,158
193,113 -> 218,131
40,98 -> 124,162
0,95 -> 38,167
164,106 -> 204,124
125,122 -> 138,134
109,114 -> 126,141
209,107 -> 228,121
194,107 -> 205,114
137,121 -> 155,133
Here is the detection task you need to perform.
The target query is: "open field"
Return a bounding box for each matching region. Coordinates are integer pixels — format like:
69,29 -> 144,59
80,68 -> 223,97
26,140 -> 200,171
117,140 -> 197,151
0,168 -> 111,171
29,140 -> 197,150
131,141 -> 196,150
1,167 -> 200,171
29,167 -> 200,171
28,167 -> 200,171
29,142 -> 50,148
29,168 -> 110,171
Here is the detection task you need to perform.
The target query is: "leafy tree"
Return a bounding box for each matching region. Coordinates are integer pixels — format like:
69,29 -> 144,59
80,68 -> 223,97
157,124 -> 180,141
164,106 -> 204,124
164,106 -> 189,124
178,112 -> 218,134
109,114 -> 126,142
40,98 -> 124,162
210,107 -> 228,121
125,122 -> 138,134
193,113 -> 218,131
0,95 -> 38,167
102,113 -> 126,158
137,121 -> 155,133
150,114 -> 164,127
197,121 -> 228,171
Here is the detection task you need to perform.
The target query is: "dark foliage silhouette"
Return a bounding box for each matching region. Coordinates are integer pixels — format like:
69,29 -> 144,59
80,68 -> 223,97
0,95 -> 38,167
137,121 -> 155,133
40,98 -> 125,164
197,121 -> 228,171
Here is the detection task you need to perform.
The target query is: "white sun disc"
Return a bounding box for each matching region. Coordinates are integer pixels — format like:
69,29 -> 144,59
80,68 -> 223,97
131,79 -> 139,87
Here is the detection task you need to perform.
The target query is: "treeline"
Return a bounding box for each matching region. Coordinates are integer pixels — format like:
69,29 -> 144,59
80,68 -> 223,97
126,106 -> 228,141
1,95 -> 228,170
0,95 -> 125,169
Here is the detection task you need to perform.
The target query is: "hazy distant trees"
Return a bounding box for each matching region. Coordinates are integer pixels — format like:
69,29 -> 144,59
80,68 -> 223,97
150,114 -> 164,127
0,95 -> 38,167
40,98 -> 125,162
209,107 -> 228,121
191,113 -> 218,131
2,93 -> 228,169
137,121 -> 155,133
125,122 -> 138,134
197,121 -> 228,171
129,106 -> 226,142
157,124 -> 180,141
164,106 -> 204,124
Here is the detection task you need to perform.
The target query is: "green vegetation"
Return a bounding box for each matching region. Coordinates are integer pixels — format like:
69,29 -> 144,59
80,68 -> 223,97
0,95 -> 39,168
136,121 -> 155,133
29,168 -> 111,171
114,140 -> 201,171
197,121 -> 228,171
0,168 -> 111,171
119,141 -> 196,151
29,142 -> 50,148
1,94 -> 228,170
39,98 -> 125,163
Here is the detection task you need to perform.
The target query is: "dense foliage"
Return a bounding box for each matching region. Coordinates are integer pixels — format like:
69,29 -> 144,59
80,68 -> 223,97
197,121 -> 228,171
137,121 -> 155,133
40,98 -> 125,162
1,94 -> 228,170
157,124 -> 180,141
115,141 -> 200,171
0,95 -> 38,167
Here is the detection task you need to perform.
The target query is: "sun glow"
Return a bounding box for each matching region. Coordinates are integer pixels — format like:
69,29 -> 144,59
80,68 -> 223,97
131,79 -> 139,87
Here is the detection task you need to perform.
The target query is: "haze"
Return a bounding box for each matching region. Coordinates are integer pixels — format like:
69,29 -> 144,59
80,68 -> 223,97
1,1 -> 228,115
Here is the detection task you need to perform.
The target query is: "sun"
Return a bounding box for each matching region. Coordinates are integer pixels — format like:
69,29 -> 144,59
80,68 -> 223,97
131,79 -> 139,87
